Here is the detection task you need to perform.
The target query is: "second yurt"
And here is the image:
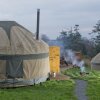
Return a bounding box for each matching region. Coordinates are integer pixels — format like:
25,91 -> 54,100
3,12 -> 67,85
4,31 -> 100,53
91,53 -> 100,70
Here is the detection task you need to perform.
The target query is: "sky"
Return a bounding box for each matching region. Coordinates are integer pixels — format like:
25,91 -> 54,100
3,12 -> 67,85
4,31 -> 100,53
0,0 -> 100,39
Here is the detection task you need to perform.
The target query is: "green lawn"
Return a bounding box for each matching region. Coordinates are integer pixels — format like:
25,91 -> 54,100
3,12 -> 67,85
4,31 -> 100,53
87,78 -> 100,100
1,67 -> 100,100
64,67 -> 100,79
0,80 -> 76,100
63,67 -> 100,100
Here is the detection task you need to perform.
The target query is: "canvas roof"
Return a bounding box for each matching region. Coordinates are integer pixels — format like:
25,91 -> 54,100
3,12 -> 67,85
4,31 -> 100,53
91,53 -> 100,64
0,21 -> 49,55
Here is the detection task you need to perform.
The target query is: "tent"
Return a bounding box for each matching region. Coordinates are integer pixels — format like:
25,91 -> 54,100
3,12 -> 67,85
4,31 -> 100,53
0,21 -> 50,87
91,53 -> 100,70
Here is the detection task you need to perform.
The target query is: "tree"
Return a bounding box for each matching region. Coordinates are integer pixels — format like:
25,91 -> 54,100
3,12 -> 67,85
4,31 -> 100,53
57,30 -> 69,50
58,25 -> 87,55
92,20 -> 100,53
82,38 -> 96,57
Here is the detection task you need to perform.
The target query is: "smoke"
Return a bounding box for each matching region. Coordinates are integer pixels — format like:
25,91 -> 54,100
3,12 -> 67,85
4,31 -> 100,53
47,40 -> 76,64
47,40 -> 65,56
64,49 -> 85,68
47,40 -> 84,67
64,49 -> 76,64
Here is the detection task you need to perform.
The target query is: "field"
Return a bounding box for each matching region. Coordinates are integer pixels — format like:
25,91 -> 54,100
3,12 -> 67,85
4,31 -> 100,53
63,67 -> 100,100
63,67 -> 100,80
0,67 -> 100,100
87,78 -> 100,100
0,80 -> 76,100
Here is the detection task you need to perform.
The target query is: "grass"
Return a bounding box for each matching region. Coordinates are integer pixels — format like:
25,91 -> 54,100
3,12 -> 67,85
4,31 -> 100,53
63,67 -> 100,80
63,67 -> 100,100
87,78 -> 100,100
0,80 -> 76,100
1,67 -> 99,100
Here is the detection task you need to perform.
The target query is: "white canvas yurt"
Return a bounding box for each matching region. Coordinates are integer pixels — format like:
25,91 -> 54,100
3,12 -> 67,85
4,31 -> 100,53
0,21 -> 50,87
91,53 -> 100,70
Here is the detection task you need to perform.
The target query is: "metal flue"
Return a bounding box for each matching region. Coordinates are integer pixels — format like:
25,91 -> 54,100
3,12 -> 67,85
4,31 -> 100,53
36,9 -> 40,40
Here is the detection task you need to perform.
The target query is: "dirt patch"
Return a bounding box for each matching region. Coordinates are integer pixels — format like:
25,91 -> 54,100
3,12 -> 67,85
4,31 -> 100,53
50,73 -> 70,80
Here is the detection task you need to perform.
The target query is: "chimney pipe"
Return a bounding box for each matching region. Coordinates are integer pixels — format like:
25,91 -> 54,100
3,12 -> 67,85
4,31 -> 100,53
36,9 -> 40,40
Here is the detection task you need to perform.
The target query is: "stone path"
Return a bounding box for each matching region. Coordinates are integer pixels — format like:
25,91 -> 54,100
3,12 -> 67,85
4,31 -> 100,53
75,80 -> 88,100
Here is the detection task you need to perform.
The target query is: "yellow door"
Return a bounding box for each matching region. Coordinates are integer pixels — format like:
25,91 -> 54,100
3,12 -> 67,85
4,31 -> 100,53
49,46 -> 60,73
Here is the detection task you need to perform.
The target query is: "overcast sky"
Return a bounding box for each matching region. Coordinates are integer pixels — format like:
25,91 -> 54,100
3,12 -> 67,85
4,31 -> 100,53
0,0 -> 99,39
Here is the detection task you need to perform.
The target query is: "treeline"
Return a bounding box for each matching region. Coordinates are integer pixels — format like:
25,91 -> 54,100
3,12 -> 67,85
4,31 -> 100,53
41,20 -> 100,58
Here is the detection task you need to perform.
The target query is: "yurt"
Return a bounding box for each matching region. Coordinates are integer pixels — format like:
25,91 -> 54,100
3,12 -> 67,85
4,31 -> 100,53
0,21 -> 50,87
91,53 -> 100,70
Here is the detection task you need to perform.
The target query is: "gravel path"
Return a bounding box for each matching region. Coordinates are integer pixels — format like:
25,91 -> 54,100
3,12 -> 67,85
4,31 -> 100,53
75,80 -> 88,100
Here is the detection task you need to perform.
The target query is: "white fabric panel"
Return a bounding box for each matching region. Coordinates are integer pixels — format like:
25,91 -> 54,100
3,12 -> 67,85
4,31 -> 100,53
0,28 -> 10,54
23,57 -> 50,79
